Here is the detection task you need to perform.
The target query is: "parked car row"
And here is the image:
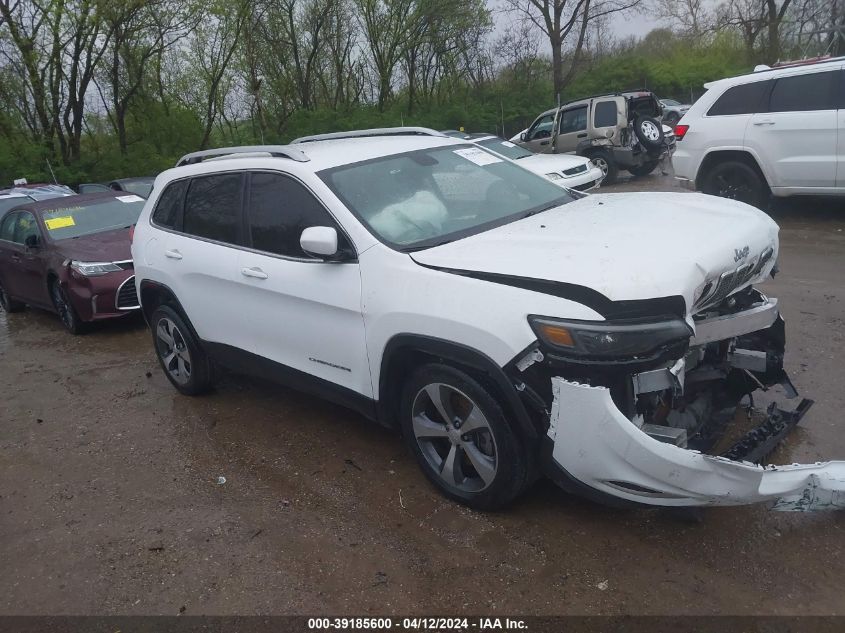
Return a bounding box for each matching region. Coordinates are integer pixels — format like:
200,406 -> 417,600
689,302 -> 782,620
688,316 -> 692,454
2,125 -> 842,514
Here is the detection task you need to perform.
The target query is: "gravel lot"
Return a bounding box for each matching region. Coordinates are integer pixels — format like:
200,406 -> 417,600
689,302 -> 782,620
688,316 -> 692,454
2,172 -> 845,616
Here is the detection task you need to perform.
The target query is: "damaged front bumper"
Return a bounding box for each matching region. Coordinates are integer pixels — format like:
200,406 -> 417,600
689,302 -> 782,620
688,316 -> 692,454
526,289 -> 845,511
545,378 -> 845,510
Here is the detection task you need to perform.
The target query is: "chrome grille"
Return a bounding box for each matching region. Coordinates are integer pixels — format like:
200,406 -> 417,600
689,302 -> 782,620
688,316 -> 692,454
693,247 -> 774,312
115,276 -> 140,310
563,164 -> 588,176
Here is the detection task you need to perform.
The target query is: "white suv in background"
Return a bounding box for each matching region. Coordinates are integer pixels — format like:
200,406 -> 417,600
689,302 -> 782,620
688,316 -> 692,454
132,128 -> 845,513
672,57 -> 845,207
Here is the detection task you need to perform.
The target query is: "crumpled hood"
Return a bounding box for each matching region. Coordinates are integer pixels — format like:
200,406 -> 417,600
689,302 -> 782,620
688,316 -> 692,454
52,227 -> 132,262
411,192 -> 779,316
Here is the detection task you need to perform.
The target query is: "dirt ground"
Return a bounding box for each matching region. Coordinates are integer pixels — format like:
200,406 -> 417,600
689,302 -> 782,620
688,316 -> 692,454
2,173 -> 845,616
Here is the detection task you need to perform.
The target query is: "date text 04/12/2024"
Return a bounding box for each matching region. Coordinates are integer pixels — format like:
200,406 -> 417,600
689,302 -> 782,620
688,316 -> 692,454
307,617 -> 528,630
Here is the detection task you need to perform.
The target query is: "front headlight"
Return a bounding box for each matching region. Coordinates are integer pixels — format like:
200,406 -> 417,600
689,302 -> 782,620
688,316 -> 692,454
70,260 -> 122,276
529,315 -> 691,361
545,172 -> 563,181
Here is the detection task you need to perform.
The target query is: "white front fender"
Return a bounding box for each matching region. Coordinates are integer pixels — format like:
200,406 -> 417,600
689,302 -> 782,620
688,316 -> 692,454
548,378 -> 845,510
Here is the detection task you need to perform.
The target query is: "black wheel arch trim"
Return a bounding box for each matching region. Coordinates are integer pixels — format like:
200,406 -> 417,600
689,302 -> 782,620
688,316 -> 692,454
378,333 -> 541,440
413,262 -> 686,320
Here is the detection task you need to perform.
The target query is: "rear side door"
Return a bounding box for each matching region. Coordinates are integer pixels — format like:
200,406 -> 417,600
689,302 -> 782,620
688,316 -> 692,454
520,113 -> 556,153
590,97 -> 625,145
10,211 -> 49,305
553,105 -> 588,153
236,171 -> 370,397
837,68 -> 845,188
748,68 -> 839,189
0,212 -> 22,299
155,172 -> 252,351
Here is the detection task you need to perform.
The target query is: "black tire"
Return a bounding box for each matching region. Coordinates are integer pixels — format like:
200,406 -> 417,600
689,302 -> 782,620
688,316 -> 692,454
634,115 -> 665,149
701,160 -> 769,209
50,279 -> 86,334
0,278 -> 25,313
399,364 -> 530,510
628,160 -> 659,178
587,149 -> 619,186
150,304 -> 214,395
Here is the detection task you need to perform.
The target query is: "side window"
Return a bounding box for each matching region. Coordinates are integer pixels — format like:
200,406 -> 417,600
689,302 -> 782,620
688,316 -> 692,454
183,173 -> 243,245
559,106 -> 588,134
527,114 -> 554,140
0,212 -> 17,241
13,212 -> 39,244
152,180 -> 188,229
768,71 -> 837,112
594,101 -> 617,127
707,80 -> 771,116
247,172 -> 348,258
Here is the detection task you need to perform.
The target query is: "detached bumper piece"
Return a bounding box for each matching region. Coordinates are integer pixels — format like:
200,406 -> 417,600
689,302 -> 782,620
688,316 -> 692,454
546,378 -> 845,511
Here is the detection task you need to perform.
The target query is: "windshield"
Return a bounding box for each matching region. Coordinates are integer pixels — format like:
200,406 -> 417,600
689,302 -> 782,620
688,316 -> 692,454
0,196 -> 31,214
474,137 -> 534,160
119,180 -> 153,198
40,196 -> 145,240
320,145 -> 573,250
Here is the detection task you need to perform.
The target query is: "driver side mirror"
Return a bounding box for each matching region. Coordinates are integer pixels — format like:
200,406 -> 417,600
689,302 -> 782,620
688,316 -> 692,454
519,132 -> 527,142
24,234 -> 39,249
300,226 -> 339,259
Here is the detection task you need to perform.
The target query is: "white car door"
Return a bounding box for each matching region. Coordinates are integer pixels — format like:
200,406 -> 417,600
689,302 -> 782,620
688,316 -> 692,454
747,68 -> 839,189
236,171 -> 371,397
158,172 -> 253,351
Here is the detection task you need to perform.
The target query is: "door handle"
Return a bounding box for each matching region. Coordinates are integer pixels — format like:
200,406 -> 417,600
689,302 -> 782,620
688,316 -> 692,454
540,140 -> 550,146
753,120 -> 775,126
164,249 -> 183,260
577,133 -> 588,138
241,267 -> 268,280
10,255 -> 20,263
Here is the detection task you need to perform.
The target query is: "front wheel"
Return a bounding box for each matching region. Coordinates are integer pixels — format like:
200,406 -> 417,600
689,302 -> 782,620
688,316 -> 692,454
400,364 -> 530,510
50,280 -> 85,334
151,305 -> 214,395
701,160 -> 769,209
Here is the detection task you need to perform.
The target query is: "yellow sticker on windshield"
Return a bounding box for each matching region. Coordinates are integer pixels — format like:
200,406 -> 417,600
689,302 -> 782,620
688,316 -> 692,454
45,216 -> 75,230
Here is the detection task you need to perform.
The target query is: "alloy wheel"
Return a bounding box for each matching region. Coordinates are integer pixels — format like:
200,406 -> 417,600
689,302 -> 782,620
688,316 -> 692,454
592,157 -> 609,176
640,120 -> 661,142
713,172 -> 754,204
411,383 -> 498,493
155,317 -> 192,385
51,283 -> 75,331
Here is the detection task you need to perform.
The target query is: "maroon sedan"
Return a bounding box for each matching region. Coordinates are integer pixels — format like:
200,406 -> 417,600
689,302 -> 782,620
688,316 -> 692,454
0,191 -> 146,333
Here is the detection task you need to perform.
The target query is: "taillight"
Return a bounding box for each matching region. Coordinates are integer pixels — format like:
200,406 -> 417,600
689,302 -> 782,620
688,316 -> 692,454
129,224 -> 135,243
674,124 -> 689,141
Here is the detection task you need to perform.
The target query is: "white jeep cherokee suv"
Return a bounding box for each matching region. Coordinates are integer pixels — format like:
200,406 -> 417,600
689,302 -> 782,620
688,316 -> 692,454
132,128 -> 845,512
673,57 -> 845,207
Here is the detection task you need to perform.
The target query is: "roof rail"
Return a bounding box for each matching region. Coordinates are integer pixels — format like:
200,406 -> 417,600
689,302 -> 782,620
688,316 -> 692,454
175,145 -> 309,167
291,127 -> 445,144
752,55 -> 844,72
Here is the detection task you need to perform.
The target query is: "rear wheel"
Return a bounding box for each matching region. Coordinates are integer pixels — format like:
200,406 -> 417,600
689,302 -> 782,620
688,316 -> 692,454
628,160 -> 659,177
400,364 -> 529,510
587,149 -> 619,185
0,279 -> 25,313
151,305 -> 214,395
50,280 -> 85,334
701,160 -> 769,209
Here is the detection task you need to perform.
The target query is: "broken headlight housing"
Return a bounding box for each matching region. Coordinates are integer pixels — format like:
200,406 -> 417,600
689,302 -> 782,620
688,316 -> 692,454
529,315 -> 692,361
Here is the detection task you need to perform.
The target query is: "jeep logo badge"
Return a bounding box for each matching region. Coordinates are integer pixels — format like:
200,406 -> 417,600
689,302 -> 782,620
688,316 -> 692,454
734,246 -> 750,262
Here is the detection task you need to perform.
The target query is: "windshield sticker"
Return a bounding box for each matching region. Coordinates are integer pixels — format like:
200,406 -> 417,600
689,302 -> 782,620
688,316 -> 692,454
116,195 -> 144,203
501,141 -> 516,147
45,216 -> 76,230
453,148 -> 502,166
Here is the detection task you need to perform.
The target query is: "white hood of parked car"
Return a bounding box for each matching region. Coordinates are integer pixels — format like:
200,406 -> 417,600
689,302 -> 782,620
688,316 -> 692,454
411,192 -> 779,316
517,153 -> 591,174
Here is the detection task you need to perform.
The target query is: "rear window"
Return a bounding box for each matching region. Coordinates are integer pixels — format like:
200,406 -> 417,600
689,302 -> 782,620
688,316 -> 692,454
182,173 -> 243,245
594,101 -> 617,127
707,80 -> 771,116
768,71 -> 838,112
41,197 -> 145,240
